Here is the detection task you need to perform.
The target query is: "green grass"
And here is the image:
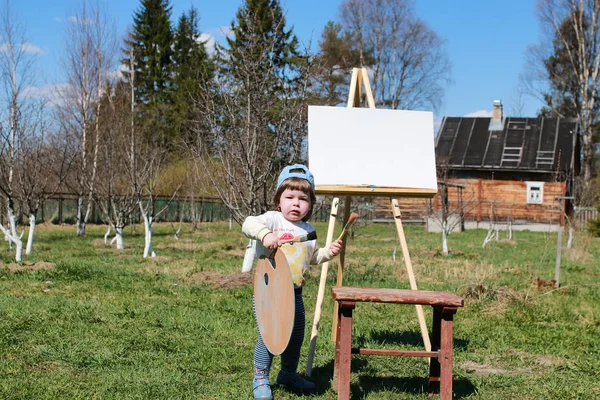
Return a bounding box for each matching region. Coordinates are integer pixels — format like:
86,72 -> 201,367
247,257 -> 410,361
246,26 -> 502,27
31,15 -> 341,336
0,222 -> 599,399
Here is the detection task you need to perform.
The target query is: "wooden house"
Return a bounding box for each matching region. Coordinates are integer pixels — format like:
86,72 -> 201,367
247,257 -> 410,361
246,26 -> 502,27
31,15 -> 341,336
374,101 -> 580,226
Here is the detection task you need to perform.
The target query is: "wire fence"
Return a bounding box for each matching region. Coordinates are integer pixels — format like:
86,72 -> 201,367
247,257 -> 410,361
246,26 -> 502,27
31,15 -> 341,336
2,195 -> 378,226
4,196 -> 231,226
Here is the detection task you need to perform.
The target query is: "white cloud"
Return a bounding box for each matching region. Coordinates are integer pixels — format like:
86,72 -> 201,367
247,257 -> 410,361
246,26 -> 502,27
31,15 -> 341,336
464,109 -> 493,118
55,16 -> 93,25
0,42 -> 45,55
67,16 -> 93,25
199,33 -> 216,55
215,26 -> 232,38
21,43 -> 45,55
106,64 -> 128,81
23,83 -> 71,107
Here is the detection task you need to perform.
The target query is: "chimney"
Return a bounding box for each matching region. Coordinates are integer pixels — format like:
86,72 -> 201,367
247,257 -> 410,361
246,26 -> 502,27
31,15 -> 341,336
489,99 -> 504,131
492,99 -> 503,121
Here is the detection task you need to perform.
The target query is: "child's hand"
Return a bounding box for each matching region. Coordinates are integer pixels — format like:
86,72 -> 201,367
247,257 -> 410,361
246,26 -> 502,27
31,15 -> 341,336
262,233 -> 281,249
329,239 -> 343,257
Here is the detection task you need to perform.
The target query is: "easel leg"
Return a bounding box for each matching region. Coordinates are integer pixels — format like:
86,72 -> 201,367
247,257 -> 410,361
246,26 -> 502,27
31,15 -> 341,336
305,198 -> 339,377
391,198 -> 432,352
332,196 -> 352,343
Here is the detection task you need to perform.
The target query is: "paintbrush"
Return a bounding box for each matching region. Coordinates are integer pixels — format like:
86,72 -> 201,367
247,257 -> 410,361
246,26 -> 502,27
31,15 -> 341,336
337,212 -> 359,241
280,230 -> 317,243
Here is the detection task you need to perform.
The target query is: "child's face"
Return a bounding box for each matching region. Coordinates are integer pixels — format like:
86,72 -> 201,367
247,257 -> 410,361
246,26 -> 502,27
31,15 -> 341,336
279,188 -> 311,222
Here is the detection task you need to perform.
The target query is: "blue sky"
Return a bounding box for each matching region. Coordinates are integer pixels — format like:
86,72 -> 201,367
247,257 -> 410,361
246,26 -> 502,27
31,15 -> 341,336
11,0 -> 544,122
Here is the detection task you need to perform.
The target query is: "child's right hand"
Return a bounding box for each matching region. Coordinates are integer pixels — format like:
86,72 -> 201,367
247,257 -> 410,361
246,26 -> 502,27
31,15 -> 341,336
262,233 -> 281,249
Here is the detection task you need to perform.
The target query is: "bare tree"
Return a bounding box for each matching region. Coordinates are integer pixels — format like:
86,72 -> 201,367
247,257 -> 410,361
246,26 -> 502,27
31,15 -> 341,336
190,22 -> 312,223
426,163 -> 477,255
524,0 -> 600,182
13,101 -> 71,255
92,81 -> 137,250
56,0 -> 117,236
0,0 -> 39,261
340,0 -> 452,110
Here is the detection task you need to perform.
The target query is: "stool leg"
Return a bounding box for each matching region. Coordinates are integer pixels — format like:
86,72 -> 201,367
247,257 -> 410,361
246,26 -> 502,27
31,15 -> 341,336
333,302 -> 342,391
428,306 -> 441,395
336,302 -> 354,400
439,307 -> 457,400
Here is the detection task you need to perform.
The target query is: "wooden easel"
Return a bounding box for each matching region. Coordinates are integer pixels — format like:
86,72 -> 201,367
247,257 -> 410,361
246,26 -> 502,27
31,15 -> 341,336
305,67 -> 431,376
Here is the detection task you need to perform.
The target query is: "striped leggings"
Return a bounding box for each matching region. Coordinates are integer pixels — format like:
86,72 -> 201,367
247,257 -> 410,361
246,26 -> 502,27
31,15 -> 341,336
253,289 -> 305,378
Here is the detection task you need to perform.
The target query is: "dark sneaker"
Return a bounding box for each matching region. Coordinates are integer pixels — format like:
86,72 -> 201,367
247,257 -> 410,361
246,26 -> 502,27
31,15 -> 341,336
252,377 -> 272,400
275,371 -> 316,393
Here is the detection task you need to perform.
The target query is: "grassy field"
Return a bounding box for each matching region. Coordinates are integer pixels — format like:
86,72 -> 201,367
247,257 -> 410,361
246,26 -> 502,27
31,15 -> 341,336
0,221 -> 599,399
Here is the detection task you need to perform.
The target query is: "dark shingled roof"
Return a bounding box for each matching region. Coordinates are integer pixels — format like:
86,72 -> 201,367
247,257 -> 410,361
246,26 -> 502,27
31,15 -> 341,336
435,117 -> 578,173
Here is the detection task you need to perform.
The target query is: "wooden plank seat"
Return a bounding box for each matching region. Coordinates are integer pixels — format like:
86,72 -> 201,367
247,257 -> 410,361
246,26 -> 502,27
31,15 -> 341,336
331,286 -> 464,400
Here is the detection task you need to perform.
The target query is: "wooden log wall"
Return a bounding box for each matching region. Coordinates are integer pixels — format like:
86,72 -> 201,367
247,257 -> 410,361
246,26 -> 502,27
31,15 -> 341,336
374,179 -> 566,224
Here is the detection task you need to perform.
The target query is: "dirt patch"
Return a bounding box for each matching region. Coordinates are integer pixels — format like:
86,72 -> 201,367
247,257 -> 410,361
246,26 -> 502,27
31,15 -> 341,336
4,261 -> 53,272
461,361 -> 509,376
189,271 -> 252,289
461,354 -> 561,377
27,361 -> 60,372
214,249 -> 246,258
148,256 -> 173,263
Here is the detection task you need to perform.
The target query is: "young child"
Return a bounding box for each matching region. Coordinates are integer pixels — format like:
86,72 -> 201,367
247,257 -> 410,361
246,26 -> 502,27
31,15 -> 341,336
242,164 -> 343,400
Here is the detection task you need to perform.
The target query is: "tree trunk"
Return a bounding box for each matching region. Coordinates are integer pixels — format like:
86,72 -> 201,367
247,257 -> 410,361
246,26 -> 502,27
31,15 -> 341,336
442,222 -> 449,256
25,214 -> 35,255
242,239 -> 257,272
115,226 -> 124,249
142,213 -> 156,258
0,221 -> 22,262
76,195 -> 86,235
104,225 -> 111,244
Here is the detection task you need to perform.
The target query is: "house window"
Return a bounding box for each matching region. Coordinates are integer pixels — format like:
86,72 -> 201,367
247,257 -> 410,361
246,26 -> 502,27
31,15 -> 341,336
526,182 -> 544,204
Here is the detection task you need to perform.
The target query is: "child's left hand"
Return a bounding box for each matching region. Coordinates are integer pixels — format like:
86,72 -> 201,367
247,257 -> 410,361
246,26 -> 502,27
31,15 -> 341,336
329,239 -> 343,257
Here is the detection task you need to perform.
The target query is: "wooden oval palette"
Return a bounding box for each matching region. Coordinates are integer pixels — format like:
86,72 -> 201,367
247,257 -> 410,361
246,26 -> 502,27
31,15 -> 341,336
254,249 -> 295,355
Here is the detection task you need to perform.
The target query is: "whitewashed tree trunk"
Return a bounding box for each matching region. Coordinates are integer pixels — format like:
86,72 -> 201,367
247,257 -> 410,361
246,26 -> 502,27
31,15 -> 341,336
115,226 -> 124,249
104,225 -> 111,244
242,239 -> 257,272
142,213 -> 156,258
442,221 -> 449,256
0,222 -> 22,262
25,214 -> 35,255
567,225 -> 574,249
6,205 -> 18,249
76,196 -> 86,235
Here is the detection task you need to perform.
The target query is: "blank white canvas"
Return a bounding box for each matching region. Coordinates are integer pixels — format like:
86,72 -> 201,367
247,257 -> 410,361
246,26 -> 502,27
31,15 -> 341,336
308,106 -> 437,191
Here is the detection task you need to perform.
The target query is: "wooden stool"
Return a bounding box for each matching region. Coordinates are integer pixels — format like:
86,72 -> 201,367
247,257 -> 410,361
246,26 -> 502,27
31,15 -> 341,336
332,286 -> 464,400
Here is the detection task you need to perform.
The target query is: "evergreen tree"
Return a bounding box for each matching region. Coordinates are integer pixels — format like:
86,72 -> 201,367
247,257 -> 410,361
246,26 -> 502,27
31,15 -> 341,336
123,0 -> 174,145
192,0 -> 312,219
172,6 -> 213,145
539,14 -> 586,118
223,0 -> 300,94
311,21 -> 365,106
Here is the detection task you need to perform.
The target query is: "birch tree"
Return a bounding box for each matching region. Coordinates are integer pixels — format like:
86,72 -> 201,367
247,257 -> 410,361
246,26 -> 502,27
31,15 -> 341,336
339,0 -> 452,110
0,0 -> 38,261
526,0 -> 600,182
57,0 -> 116,236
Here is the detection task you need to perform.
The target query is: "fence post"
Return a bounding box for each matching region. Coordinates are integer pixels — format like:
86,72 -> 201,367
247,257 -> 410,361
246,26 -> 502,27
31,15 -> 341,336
58,198 -> 63,224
